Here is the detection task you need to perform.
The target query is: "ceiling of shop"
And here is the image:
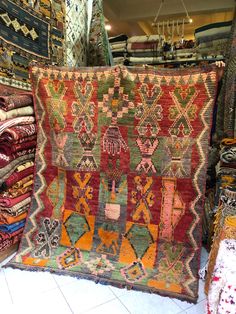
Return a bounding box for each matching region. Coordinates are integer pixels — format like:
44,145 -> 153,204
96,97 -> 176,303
103,0 -> 235,38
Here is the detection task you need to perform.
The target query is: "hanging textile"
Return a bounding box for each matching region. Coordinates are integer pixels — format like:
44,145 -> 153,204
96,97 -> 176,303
65,0 -> 88,67
87,0 -> 111,66
0,0 -> 65,83
216,7 -> 236,138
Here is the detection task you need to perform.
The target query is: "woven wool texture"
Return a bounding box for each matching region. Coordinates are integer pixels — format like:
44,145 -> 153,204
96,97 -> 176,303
0,0 -> 65,81
8,65 -> 217,303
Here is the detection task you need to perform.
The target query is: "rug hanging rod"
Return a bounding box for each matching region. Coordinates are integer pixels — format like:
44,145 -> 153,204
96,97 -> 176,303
152,18 -> 191,28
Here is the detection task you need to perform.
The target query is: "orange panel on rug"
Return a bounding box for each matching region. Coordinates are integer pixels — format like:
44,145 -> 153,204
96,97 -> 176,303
61,209 -> 95,250
119,221 -> 158,268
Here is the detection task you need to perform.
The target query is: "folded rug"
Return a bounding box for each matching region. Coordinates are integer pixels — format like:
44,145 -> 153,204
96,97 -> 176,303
6,64 -> 218,303
127,42 -> 160,51
8,174 -> 34,190
0,117 -> 35,135
109,34 -> 128,43
0,219 -> 26,233
0,228 -> 23,252
0,148 -> 35,168
0,123 -> 36,142
0,153 -> 35,182
128,35 -> 164,43
0,192 -> 31,207
1,184 -> 33,199
195,21 -> 232,44
0,211 -> 28,225
110,42 -> 127,50
0,139 -> 37,155
0,166 -> 34,190
0,94 -> 33,111
0,106 -> 34,121
1,203 -> 30,217
128,56 -> 163,64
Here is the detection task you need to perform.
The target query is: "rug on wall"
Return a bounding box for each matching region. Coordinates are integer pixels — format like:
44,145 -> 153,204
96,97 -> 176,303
0,0 -> 65,82
6,64 -> 217,303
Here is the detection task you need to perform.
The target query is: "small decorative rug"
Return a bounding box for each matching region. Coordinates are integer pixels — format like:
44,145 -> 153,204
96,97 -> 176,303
7,65 -> 217,303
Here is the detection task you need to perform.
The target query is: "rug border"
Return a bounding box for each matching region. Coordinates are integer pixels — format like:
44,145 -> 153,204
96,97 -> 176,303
4,261 -> 198,304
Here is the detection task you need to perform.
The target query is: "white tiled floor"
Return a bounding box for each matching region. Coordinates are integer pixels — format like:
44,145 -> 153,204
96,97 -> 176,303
0,248 -> 208,314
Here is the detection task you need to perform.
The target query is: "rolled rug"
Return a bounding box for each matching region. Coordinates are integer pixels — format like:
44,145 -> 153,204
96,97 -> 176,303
0,94 -> 33,111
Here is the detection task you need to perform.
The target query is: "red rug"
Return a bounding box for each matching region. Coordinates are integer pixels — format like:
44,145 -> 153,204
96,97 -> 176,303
7,65 -> 217,303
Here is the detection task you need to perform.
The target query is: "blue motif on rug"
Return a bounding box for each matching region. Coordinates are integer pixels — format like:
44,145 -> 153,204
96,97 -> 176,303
0,0 -> 50,59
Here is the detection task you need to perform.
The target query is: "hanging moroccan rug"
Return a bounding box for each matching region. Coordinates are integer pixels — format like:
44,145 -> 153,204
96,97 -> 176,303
6,65 -> 217,303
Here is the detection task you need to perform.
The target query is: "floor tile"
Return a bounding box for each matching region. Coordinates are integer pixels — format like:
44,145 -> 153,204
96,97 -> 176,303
119,290 -> 183,314
53,272 -> 79,287
200,247 -> 209,268
4,267 -> 58,303
59,278 -> 117,313
85,298 -> 130,314
0,269 -> 12,305
4,288 -> 73,314
109,285 -> 130,298
185,300 -> 206,314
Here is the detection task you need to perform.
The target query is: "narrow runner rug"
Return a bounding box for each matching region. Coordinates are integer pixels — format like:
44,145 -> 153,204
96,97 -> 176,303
7,64 -> 217,303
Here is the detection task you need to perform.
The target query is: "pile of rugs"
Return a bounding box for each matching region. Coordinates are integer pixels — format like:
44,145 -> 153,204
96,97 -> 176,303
0,85 -> 36,261
127,35 -> 164,65
204,138 -> 236,313
195,21 -> 232,58
109,34 -> 128,65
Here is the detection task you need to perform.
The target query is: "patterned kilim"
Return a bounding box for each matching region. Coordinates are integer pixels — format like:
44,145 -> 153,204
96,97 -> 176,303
7,65 -> 217,303
65,0 -> 87,67
0,0 -> 65,81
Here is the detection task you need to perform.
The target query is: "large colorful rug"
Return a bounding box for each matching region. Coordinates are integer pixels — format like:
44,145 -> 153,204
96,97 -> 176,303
7,65 -> 217,303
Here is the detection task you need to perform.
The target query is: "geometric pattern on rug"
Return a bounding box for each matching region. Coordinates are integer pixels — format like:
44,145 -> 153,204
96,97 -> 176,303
65,0 -> 87,67
7,65 -> 217,303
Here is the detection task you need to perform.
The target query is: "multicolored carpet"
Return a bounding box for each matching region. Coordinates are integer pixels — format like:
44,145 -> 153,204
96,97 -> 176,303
7,65 -> 217,303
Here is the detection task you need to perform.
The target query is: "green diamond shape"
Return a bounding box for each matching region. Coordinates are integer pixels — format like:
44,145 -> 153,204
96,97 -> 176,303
126,224 -> 154,259
64,213 -> 90,246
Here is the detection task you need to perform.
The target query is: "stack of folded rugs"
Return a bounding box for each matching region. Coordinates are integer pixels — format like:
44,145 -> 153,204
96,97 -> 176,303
109,34 -> 128,65
0,85 -> 36,260
195,21 -> 232,58
127,35 -> 164,65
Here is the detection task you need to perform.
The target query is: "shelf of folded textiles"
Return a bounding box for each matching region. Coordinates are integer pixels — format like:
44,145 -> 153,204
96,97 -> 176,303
127,55 -> 225,66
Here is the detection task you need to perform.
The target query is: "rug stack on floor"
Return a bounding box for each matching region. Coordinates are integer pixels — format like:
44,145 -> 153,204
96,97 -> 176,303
0,85 -> 36,260
205,138 -> 236,313
127,35 -> 164,65
109,34 -> 128,65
